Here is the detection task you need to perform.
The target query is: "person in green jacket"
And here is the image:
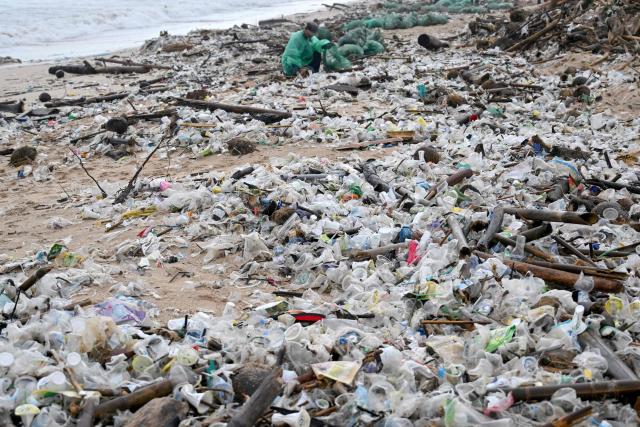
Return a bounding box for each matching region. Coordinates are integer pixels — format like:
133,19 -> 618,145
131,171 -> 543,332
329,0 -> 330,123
281,22 -> 331,77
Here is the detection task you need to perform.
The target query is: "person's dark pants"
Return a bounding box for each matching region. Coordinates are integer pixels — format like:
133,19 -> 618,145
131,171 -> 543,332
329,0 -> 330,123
309,51 -> 322,73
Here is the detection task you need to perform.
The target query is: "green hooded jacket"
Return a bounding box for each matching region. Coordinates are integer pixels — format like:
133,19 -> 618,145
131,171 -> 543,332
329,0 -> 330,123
281,31 -> 331,76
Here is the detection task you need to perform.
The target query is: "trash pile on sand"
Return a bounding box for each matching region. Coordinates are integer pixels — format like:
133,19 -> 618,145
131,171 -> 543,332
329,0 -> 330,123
1,0 -> 640,426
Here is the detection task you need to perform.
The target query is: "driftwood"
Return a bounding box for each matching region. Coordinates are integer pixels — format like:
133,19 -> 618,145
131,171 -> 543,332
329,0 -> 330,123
45,93 -> 128,108
505,18 -> 561,52
362,161 -> 390,192
541,406 -> 592,427
113,125 -> 174,205
475,251 -> 623,293
95,57 -> 173,70
69,148 -> 108,198
334,137 -> 405,151
518,223 -> 553,241
504,380 -> 640,402
426,169 -> 474,201
492,233 -> 555,262
351,242 -> 409,261
76,395 -> 99,427
222,38 -> 270,47
323,84 -> 359,96
0,100 -> 24,114
523,259 -> 627,281
503,207 -> 598,225
48,64 -> 151,75
18,266 -> 53,292
126,108 -> 177,123
578,329 -> 638,381
227,367 -> 283,427
95,379 -> 173,419
173,97 -> 291,119
551,235 -> 598,267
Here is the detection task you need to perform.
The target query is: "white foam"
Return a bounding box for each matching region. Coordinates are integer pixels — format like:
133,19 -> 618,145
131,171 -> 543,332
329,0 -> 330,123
0,0 -> 350,61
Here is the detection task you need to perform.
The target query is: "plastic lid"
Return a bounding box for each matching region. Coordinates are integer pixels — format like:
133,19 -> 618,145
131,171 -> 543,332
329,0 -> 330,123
0,352 -> 14,367
602,207 -> 619,220
67,352 -> 81,367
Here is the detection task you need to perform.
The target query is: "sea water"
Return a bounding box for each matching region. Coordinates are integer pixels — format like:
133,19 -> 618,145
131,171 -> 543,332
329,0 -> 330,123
0,0 -> 351,61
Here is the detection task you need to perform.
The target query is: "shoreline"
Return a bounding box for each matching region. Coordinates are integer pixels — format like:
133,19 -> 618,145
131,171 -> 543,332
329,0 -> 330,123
0,0 -> 361,65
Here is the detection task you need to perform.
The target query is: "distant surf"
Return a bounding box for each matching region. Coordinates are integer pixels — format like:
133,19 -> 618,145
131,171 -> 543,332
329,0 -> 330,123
0,0 -> 352,61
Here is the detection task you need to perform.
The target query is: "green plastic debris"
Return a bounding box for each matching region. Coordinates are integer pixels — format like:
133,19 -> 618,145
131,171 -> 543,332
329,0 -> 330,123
485,324 -> 517,352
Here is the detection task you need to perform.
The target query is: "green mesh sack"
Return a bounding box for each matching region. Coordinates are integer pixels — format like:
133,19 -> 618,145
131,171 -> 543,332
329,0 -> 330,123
363,40 -> 385,55
343,19 -> 365,31
323,45 -> 352,71
338,44 -> 365,59
488,2 -> 513,10
400,13 -> 418,28
416,13 -> 449,26
317,27 -> 332,41
363,18 -> 384,28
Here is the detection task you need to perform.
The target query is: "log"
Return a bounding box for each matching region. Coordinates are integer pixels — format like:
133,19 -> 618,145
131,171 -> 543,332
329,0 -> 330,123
586,178 -> 640,195
518,223 -> 553,241
173,97 -> 291,119
362,161 -> 389,192
425,169 -> 474,201
505,18 -> 560,52
126,108 -> 177,123
478,206 -> 505,249
48,65 -> 151,75
0,100 -> 24,114
94,379 -> 174,419
18,266 -> 53,292
45,93 -> 129,108
523,259 -> 627,281
227,368 -> 283,427
504,380 -> 640,402
503,208 -> 598,225
474,251 -> 623,293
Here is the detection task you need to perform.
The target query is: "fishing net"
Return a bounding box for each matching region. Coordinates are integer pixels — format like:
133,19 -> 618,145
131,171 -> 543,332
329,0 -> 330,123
338,44 -> 365,59
323,45 -> 352,71
317,27 -> 333,41
423,0 -> 514,13
363,40 -> 385,55
343,13 -> 448,31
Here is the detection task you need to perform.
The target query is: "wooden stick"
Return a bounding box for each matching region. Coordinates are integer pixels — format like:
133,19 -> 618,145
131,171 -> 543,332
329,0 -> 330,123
551,235 -> 598,267
45,93 -> 128,108
18,266 -> 53,292
542,406 -> 592,427
227,368 -> 283,427
505,18 -> 560,52
421,319 -> 490,325
76,395 -> 99,427
94,57 -> 173,70
173,97 -> 291,119
68,148 -> 108,198
95,379 -> 173,419
578,329 -> 638,381
113,120 -> 175,204
222,38 -> 270,47
493,233 -> 555,262
503,208 -> 598,225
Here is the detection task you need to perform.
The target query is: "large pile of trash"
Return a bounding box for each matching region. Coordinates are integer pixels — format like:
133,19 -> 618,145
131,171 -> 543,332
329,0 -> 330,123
1,0 -> 640,426
469,0 -> 640,56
